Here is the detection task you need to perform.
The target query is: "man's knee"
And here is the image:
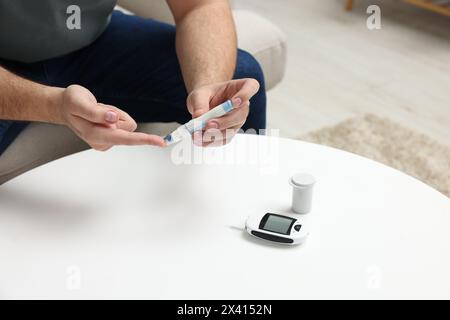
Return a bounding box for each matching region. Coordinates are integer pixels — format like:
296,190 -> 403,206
235,50 -> 266,90
234,50 -> 267,132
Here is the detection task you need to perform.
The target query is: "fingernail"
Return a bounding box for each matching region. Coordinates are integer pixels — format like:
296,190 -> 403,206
232,97 -> 242,107
105,111 -> 118,123
208,121 -> 219,129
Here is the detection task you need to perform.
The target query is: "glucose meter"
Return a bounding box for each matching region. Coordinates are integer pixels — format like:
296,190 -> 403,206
245,213 -> 309,245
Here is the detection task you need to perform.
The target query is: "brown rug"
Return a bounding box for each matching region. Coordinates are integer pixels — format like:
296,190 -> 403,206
300,114 -> 450,197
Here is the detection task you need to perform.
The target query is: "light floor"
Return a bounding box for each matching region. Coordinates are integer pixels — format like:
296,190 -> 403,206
236,0 -> 450,146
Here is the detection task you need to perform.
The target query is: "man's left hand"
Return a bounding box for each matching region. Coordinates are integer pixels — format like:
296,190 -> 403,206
186,78 -> 260,147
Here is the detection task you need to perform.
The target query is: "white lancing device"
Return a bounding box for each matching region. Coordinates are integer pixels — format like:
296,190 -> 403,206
164,100 -> 235,145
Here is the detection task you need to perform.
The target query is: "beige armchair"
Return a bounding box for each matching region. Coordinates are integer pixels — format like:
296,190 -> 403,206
0,0 -> 287,185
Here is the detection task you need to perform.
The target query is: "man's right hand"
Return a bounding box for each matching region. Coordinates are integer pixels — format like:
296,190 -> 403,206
58,85 -> 165,151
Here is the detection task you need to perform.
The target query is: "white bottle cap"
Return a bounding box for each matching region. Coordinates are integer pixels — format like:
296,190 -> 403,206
289,173 -> 316,214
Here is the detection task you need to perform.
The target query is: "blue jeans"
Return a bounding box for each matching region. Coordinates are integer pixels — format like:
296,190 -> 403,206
0,11 -> 266,155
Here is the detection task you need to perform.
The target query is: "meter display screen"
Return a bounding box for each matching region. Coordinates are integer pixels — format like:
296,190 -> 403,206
260,213 -> 296,235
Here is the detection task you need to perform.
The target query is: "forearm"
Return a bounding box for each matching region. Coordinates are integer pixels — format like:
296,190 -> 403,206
0,66 -> 64,123
171,0 -> 237,93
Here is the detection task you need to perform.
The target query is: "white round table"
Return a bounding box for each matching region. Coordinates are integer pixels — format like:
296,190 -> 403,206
0,134 -> 449,299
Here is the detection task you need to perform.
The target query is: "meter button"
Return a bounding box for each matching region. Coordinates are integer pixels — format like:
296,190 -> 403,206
294,225 -> 302,232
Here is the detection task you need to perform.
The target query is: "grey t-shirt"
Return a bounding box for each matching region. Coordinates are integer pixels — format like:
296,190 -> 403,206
0,0 -> 117,63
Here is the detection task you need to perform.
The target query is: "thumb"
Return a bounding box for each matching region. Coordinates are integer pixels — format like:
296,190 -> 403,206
230,78 -> 260,103
65,85 -> 120,125
74,99 -> 119,125
187,89 -> 212,119
98,103 -> 137,132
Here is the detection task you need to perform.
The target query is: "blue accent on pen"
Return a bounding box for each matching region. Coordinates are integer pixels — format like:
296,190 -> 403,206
186,122 -> 199,134
223,100 -> 233,112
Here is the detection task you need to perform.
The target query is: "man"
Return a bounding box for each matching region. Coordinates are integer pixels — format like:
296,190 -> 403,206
0,0 -> 265,155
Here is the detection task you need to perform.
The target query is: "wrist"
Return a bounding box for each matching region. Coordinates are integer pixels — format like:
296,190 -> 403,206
42,86 -> 65,124
188,77 -> 230,94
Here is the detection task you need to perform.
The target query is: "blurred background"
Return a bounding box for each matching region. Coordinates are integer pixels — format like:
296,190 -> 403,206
237,0 -> 449,141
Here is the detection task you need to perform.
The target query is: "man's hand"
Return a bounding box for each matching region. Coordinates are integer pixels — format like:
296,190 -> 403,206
59,85 -> 165,151
187,78 -> 260,146
168,0 -> 245,146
